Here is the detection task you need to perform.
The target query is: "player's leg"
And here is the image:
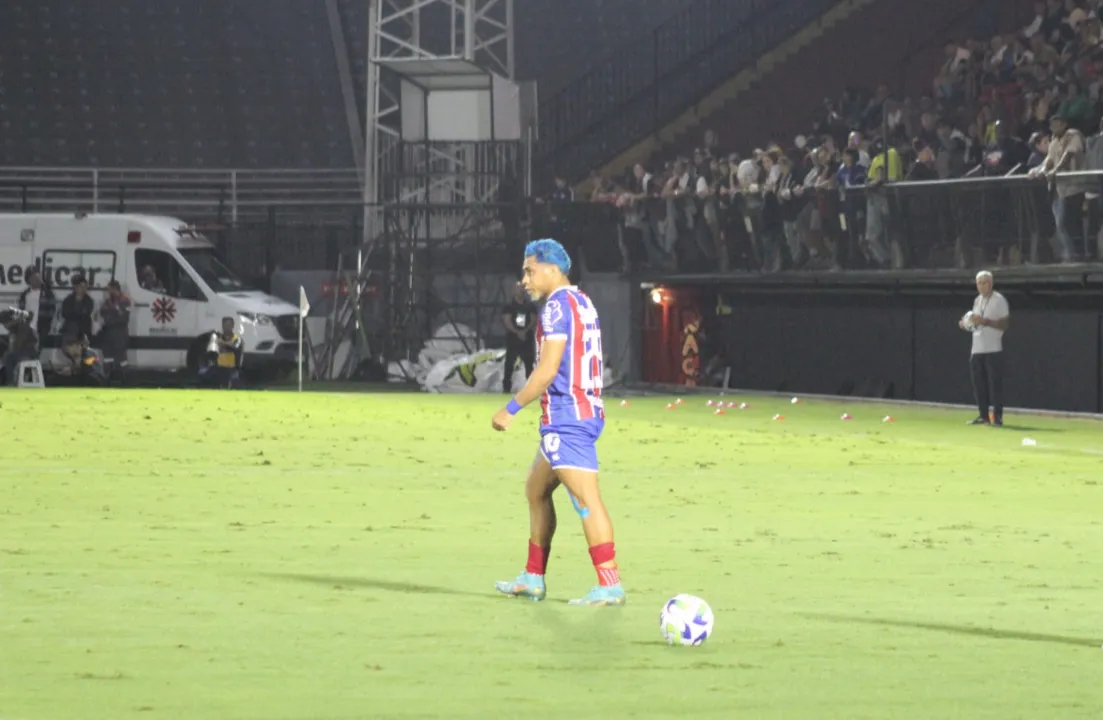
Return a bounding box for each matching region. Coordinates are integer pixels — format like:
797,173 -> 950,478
554,466 -> 623,606
547,423 -> 624,606
495,453 -> 559,601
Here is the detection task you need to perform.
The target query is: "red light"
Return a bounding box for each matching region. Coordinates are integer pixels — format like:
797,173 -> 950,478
127,231 -> 141,244
321,281 -> 350,297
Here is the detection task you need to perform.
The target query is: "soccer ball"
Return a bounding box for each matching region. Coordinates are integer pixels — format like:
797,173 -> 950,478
659,594 -> 714,646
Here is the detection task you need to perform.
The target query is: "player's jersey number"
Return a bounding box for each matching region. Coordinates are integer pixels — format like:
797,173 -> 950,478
576,303 -> 602,393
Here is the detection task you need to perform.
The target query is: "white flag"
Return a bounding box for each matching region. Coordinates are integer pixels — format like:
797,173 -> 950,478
298,286 -> 310,319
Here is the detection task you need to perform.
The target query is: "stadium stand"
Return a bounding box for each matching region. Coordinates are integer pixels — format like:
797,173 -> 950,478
0,0 -> 689,169
0,0 -> 350,168
557,0 -> 1103,273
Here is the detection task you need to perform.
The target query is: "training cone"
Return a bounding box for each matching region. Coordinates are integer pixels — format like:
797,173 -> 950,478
772,414 -> 785,421
665,403 -> 675,410
727,401 -> 736,408
791,397 -> 801,404
675,398 -> 684,405
620,400 -> 630,407
841,413 -> 853,421
707,400 -> 715,407
714,409 -> 726,416
881,415 -> 894,423
738,402 -> 749,410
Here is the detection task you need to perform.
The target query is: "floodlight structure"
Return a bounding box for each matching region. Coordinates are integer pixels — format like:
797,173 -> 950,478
318,0 -> 535,382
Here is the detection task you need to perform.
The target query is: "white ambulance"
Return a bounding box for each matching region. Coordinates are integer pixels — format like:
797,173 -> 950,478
0,213 -> 302,376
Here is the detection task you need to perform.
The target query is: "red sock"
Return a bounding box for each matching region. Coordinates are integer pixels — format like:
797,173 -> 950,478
525,541 -> 550,575
589,542 -> 620,586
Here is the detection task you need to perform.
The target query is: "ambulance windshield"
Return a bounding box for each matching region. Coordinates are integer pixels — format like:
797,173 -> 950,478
178,248 -> 254,293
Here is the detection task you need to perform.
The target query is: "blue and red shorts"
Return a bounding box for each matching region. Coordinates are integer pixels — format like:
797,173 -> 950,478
538,420 -> 604,473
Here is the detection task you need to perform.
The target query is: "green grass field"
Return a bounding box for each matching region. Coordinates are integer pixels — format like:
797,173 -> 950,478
2,389 -> 1102,720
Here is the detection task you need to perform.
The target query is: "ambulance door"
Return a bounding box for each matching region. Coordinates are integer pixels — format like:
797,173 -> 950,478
33,217 -> 123,368
0,220 -> 35,309
130,246 -> 202,370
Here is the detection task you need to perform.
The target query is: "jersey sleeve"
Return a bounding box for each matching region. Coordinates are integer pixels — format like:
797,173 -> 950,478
540,296 -> 570,341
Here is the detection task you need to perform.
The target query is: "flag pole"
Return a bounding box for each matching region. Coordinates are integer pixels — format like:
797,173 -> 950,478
298,285 -> 310,392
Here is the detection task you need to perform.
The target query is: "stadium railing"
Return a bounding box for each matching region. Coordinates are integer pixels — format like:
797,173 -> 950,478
843,171 -> 1102,269
0,167 -> 363,222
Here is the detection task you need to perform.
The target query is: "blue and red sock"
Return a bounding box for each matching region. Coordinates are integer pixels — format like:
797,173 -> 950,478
589,542 -> 619,586
525,541 -> 550,575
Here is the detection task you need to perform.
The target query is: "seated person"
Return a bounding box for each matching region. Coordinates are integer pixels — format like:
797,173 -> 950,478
58,333 -> 107,386
1,307 -> 39,385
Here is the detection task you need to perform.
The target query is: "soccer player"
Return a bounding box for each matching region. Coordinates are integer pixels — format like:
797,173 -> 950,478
490,239 -> 624,606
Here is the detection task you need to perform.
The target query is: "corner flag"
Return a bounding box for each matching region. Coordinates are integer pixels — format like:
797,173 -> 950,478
297,286 -> 310,391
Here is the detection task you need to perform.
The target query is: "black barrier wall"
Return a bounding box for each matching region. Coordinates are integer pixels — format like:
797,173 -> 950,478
701,280 -> 1103,414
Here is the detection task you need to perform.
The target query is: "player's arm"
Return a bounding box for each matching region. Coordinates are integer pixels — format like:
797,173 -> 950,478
977,308 -> 1010,331
494,298 -> 568,429
511,337 -> 566,409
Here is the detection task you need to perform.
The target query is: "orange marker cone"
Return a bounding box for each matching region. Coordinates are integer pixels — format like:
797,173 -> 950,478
773,414 -> 785,421
707,400 -> 715,407
882,415 -> 894,423
738,402 -> 749,410
665,403 -> 675,410
620,400 -> 630,407
713,409 -> 726,416
841,413 -> 853,421
675,398 -> 684,405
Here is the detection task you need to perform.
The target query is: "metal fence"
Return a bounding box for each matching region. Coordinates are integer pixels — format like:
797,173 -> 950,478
545,171 -> 1103,274
0,167 -> 363,223
844,172 -> 1102,269
6,165 -> 1097,275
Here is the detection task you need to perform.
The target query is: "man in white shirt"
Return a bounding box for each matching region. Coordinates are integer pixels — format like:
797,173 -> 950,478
959,270 -> 1010,426
17,266 -> 56,342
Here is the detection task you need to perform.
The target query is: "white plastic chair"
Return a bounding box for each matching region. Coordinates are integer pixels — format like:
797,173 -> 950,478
16,360 -> 45,388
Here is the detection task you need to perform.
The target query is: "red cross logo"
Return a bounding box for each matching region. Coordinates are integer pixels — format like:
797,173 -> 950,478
152,297 -> 176,324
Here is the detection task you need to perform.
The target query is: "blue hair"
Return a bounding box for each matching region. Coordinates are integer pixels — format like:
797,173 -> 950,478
524,238 -> 572,275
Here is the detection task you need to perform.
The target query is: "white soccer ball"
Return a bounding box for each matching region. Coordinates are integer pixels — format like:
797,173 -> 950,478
659,594 -> 714,646
961,311 -> 979,331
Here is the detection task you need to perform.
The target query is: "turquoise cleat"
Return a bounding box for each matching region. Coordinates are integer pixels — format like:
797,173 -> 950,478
567,584 -> 626,606
495,571 -> 547,601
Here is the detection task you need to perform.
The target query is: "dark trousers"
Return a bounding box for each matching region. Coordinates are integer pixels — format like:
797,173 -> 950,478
503,338 -> 535,393
970,351 -> 1004,421
2,351 -> 32,385
216,366 -> 240,389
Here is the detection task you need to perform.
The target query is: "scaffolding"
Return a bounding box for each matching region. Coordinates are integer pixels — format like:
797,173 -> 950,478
317,0 -> 537,381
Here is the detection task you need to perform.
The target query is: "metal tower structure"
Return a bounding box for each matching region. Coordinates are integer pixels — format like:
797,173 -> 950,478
364,0 -> 516,208
317,0 -> 530,382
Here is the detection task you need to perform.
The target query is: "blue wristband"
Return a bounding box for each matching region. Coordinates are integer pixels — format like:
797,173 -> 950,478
506,399 -> 522,416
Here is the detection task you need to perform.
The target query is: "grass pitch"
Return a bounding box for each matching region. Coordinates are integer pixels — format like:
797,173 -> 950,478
2,388 -> 1102,720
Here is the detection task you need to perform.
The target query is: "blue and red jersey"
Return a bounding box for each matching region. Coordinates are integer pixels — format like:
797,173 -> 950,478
535,286 -> 605,427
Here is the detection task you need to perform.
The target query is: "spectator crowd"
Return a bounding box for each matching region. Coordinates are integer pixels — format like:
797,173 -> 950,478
552,0 -> 1103,273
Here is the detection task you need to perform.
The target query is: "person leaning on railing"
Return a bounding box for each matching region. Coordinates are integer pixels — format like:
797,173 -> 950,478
1029,112 -> 1091,263
1084,116 -> 1103,260
863,139 -> 904,269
